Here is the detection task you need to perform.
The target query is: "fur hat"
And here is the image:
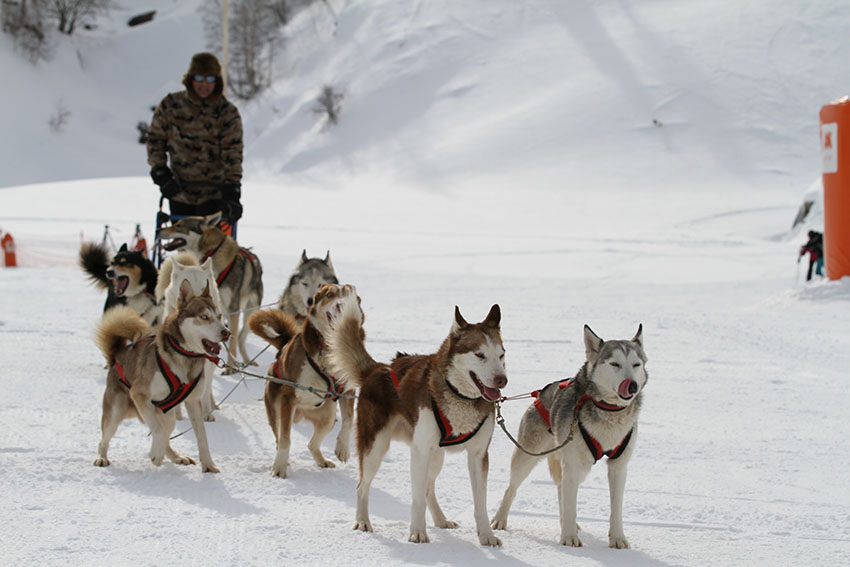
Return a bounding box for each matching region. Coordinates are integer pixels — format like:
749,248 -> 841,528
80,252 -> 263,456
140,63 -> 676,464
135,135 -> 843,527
182,52 -> 224,101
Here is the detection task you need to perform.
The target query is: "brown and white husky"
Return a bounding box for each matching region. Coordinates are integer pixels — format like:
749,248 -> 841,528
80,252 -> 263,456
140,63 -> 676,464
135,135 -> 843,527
247,283 -> 357,478
325,291 -> 508,546
92,280 -> 230,472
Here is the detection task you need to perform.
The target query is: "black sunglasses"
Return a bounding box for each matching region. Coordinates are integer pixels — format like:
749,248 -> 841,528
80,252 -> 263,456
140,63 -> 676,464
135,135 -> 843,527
193,74 -> 217,84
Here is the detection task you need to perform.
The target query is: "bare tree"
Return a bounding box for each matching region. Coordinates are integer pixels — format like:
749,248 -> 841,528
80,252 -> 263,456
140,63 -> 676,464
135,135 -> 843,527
48,98 -> 71,132
203,0 -> 282,101
312,84 -> 344,128
2,0 -> 51,62
44,0 -> 110,35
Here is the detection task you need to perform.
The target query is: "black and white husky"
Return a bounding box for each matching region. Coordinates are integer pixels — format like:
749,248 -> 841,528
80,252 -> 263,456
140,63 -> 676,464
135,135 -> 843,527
490,325 -> 647,549
79,242 -> 160,327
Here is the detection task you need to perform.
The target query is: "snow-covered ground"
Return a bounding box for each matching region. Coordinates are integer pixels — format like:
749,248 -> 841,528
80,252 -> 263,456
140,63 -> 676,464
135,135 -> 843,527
2,1 -> 849,566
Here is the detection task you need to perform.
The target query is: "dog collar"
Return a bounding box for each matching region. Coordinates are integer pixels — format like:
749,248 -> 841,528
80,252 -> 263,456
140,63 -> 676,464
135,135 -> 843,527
166,334 -> 219,364
200,241 -> 224,264
443,370 -> 479,402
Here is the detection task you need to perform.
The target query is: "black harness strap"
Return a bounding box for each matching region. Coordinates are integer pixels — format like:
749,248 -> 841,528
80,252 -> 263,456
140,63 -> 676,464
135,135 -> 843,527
531,379 -> 632,461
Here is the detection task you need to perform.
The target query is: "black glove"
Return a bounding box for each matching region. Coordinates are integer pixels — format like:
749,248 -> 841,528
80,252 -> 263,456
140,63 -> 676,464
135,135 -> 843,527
219,198 -> 243,223
150,166 -> 181,199
218,183 -> 242,222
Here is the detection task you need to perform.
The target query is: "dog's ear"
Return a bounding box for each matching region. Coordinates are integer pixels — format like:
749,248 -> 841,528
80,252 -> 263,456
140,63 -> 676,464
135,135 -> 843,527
483,304 -> 501,328
205,211 -> 223,227
584,325 -> 603,363
119,243 -> 128,252
177,278 -> 195,308
632,324 -> 643,348
201,281 -> 211,298
300,249 -> 309,264
324,250 -> 334,271
201,257 -> 214,275
451,306 -> 468,336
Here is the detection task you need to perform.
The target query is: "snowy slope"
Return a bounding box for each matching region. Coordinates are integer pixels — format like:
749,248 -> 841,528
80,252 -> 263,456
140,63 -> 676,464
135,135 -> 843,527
1,1 -> 849,566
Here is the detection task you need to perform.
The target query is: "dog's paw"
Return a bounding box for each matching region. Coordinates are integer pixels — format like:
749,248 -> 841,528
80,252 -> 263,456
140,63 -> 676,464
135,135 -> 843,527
316,458 -> 336,469
609,535 -> 630,549
171,454 -> 195,466
93,457 -> 110,467
221,367 -> 238,376
560,534 -> 583,547
271,465 -> 288,478
435,519 -> 458,529
479,532 -> 502,547
150,453 -> 165,466
353,521 -> 373,532
334,440 -> 350,463
408,530 -> 430,544
490,515 -> 507,531
203,413 -> 216,422
202,462 -> 220,474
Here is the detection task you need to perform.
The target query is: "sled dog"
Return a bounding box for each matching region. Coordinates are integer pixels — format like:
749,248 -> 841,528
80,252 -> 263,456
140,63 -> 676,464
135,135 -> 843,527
156,251 -> 224,421
80,242 -> 160,326
93,280 -> 230,472
158,212 -> 263,372
247,284 -> 356,477
325,294 -> 507,546
490,325 -> 647,549
277,250 -> 338,319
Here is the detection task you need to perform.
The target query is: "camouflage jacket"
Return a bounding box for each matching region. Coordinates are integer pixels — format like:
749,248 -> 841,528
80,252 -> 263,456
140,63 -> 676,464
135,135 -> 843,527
146,89 -> 243,206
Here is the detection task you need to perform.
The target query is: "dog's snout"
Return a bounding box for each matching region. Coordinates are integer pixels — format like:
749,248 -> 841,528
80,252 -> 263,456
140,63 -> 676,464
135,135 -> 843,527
628,380 -> 638,395
494,374 -> 508,389
221,329 -> 231,342
106,269 -> 115,278
307,297 -> 313,306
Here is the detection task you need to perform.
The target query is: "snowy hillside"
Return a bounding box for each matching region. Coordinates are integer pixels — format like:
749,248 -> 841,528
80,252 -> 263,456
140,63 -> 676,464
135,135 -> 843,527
1,1 -> 849,566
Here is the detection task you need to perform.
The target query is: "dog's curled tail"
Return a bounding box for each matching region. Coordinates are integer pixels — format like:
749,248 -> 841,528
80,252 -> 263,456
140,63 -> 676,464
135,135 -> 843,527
324,297 -> 377,389
79,242 -> 110,290
95,306 -> 150,366
247,309 -> 298,351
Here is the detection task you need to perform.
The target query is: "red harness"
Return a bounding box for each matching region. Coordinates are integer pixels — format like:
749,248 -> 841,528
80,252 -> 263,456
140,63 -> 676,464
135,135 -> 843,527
202,243 -> 255,286
114,335 -> 206,413
532,379 -> 633,462
389,369 -> 488,447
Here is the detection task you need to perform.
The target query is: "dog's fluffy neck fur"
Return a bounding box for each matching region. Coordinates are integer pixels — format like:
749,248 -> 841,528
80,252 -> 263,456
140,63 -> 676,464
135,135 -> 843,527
199,228 -> 239,274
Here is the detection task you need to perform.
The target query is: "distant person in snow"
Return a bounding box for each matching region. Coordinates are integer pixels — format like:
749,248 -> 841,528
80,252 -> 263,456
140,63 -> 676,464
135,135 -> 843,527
798,230 -> 824,281
146,52 -> 243,237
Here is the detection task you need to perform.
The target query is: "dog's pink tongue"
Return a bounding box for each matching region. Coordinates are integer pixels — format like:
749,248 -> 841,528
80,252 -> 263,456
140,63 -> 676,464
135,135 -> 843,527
618,379 -> 634,399
481,385 -> 501,402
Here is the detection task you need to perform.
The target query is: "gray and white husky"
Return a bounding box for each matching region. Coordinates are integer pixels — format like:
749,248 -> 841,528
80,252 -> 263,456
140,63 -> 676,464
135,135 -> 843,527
156,251 -> 224,421
491,324 -> 647,549
277,250 -> 338,319
158,212 -> 263,372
